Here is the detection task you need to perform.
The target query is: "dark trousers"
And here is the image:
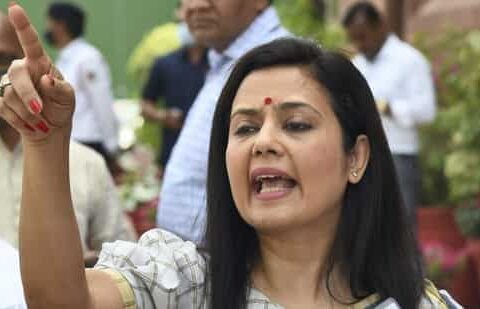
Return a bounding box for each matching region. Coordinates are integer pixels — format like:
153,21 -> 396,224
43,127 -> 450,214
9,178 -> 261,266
393,154 -> 420,228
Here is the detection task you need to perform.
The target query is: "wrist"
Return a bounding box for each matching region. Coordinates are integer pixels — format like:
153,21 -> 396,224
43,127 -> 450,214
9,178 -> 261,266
22,127 -> 71,152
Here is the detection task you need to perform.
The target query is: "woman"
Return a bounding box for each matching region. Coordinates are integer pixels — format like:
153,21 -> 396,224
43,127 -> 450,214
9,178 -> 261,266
0,4 -> 459,309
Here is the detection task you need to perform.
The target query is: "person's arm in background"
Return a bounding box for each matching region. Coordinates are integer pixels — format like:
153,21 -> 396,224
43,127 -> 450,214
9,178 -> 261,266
386,55 -> 436,128
88,151 -> 137,249
80,54 -> 119,154
84,149 -> 137,267
140,58 -> 183,129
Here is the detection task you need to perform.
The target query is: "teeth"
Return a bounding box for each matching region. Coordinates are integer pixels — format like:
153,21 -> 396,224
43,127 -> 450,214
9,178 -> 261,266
260,186 -> 287,193
255,175 -> 282,182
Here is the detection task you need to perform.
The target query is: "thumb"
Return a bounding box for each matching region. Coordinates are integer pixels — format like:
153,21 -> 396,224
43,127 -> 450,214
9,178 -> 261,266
38,74 -> 75,128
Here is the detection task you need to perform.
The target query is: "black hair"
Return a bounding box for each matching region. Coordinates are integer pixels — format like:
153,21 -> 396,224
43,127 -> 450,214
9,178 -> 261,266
205,37 -> 424,309
47,2 -> 85,38
342,1 -> 382,27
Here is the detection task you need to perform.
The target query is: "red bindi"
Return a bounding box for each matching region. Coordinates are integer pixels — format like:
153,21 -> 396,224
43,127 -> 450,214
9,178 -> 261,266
264,97 -> 273,105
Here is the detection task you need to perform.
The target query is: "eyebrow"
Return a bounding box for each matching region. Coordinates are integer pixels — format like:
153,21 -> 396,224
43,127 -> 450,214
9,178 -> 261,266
230,101 -> 323,119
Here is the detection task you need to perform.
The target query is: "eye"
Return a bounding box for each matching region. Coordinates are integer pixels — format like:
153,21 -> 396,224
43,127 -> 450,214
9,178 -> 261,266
234,124 -> 259,136
284,121 -> 312,132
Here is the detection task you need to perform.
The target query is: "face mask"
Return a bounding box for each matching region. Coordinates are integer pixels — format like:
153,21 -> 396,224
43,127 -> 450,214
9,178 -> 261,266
178,22 -> 195,47
44,31 -> 56,46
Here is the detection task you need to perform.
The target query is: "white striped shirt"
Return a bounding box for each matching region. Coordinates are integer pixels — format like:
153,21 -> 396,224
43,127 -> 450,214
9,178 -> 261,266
157,7 -> 290,243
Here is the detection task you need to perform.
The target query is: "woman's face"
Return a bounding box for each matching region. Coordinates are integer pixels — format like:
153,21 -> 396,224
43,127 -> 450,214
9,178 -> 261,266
226,66 -> 354,234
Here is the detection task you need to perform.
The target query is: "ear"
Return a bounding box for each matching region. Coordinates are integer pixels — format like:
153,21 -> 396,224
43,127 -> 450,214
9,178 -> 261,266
347,134 -> 370,184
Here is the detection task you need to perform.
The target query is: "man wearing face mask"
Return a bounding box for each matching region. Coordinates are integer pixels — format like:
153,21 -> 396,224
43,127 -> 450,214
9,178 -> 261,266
45,2 -> 119,164
140,1 -> 208,171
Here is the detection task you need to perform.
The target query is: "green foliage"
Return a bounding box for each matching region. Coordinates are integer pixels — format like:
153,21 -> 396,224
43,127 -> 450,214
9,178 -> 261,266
126,23 -> 181,92
416,29 -> 480,205
275,0 -> 346,50
455,202 -> 480,238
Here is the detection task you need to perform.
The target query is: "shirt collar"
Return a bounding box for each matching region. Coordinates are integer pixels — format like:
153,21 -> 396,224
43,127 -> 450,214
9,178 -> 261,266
207,6 -> 282,70
58,37 -> 85,61
373,33 -> 399,61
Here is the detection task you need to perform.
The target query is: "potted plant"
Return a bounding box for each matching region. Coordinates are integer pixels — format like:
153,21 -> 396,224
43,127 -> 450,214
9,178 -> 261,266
456,203 -> 480,286
117,145 -> 161,237
415,28 -> 480,306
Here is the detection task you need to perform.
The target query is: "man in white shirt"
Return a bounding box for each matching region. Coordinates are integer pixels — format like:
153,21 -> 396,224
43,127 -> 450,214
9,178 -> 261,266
44,2 -> 118,161
157,0 -> 290,243
342,2 -> 436,216
0,238 -> 26,309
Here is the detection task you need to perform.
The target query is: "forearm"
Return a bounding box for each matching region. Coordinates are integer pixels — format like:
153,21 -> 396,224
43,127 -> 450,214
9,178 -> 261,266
141,100 -> 165,122
20,131 -> 91,308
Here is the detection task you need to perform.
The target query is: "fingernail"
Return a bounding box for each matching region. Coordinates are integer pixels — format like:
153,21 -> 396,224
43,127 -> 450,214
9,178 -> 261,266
24,123 -> 35,132
8,1 -> 16,8
29,99 -> 42,114
36,121 -> 49,133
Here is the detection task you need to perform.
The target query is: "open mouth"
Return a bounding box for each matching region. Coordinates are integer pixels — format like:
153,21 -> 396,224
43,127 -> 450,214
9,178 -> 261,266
253,175 -> 297,194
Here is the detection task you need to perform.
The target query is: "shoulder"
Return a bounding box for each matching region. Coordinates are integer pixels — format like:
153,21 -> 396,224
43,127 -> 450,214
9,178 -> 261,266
69,142 -> 108,172
152,49 -> 183,69
419,280 -> 462,308
96,228 -> 207,286
391,38 -> 430,69
70,141 -> 105,166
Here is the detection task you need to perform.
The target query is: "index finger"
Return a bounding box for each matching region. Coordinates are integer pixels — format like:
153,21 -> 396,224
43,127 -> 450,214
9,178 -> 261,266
8,4 -> 48,64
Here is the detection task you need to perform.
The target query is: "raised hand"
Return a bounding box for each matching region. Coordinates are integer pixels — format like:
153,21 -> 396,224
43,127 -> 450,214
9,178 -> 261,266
0,3 -> 75,143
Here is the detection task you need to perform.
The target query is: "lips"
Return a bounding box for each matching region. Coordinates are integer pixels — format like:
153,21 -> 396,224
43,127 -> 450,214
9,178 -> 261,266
189,16 -> 216,29
250,168 -> 297,200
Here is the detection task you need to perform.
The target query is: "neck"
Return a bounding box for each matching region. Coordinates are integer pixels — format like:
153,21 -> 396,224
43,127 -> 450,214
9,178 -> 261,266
0,126 -> 20,152
367,33 -> 389,61
212,6 -> 267,53
187,45 -> 205,65
251,211 -> 352,307
58,36 -> 75,49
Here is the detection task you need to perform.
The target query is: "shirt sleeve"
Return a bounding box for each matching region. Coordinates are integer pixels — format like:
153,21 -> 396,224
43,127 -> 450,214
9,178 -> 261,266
388,56 -> 437,128
94,229 -> 206,309
79,53 -> 119,154
141,58 -> 166,102
87,155 -> 136,251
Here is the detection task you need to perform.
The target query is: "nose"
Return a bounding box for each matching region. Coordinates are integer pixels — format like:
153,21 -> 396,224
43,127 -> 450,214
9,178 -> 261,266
252,122 -> 284,157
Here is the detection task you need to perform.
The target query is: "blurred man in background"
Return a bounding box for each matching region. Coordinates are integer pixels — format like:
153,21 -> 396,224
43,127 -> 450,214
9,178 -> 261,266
0,11 -> 135,266
343,1 -> 436,218
140,1 -> 208,171
45,2 -> 119,164
157,0 -> 290,243
127,0 -> 197,87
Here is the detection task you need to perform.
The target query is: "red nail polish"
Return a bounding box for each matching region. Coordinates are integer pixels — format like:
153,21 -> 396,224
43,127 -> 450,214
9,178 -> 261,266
24,123 -> 35,132
36,121 -> 49,133
29,99 -> 42,114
